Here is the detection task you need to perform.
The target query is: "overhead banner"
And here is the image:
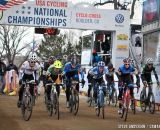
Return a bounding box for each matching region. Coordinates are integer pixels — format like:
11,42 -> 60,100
0,0 -> 130,30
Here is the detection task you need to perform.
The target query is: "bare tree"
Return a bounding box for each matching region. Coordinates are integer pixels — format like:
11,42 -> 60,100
94,0 -> 137,19
0,25 -> 32,66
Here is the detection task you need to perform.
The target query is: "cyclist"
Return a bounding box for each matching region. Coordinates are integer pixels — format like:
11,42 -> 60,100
63,57 -> 85,108
141,58 -> 159,100
87,63 -> 97,102
42,56 -> 56,91
88,61 -> 108,107
117,58 -> 136,114
105,63 -> 116,104
17,53 -> 40,108
46,60 -> 63,103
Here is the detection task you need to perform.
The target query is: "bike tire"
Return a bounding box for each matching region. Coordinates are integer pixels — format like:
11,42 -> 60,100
132,99 -> 136,115
121,106 -> 125,118
89,90 -> 93,107
73,91 -> 79,116
149,93 -> 155,114
102,105 -> 105,119
53,93 -> 60,120
140,91 -> 146,112
114,91 -> 118,107
124,94 -> 130,121
22,94 -> 33,121
95,107 -> 100,117
124,106 -> 129,121
69,94 -> 73,113
49,91 -> 54,116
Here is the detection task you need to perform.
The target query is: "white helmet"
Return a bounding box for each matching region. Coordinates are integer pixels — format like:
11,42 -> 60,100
29,53 -> 37,62
146,58 -> 153,64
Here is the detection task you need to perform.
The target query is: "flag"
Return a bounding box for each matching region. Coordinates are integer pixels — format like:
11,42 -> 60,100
0,0 -> 28,10
0,0 -> 8,10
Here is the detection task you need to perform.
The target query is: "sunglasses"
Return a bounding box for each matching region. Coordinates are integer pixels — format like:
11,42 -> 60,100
125,64 -> 130,66
30,61 -> 36,64
148,64 -> 153,66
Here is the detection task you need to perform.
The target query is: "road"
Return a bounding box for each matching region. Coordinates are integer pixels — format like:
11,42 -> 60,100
0,93 -> 160,130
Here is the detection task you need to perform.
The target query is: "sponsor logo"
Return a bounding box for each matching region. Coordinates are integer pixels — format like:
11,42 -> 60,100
115,14 -> 124,23
116,56 -> 126,60
116,45 -> 128,50
117,34 -> 128,40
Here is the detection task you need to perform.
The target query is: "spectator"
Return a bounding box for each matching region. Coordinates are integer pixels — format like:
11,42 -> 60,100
92,49 -> 102,66
0,58 -> 6,94
5,60 -> 18,95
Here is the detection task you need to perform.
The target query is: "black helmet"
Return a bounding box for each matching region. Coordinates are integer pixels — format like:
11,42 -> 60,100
108,63 -> 113,69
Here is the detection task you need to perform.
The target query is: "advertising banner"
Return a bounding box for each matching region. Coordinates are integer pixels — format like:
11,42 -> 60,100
142,0 -> 159,25
81,49 -> 91,65
0,0 -> 130,31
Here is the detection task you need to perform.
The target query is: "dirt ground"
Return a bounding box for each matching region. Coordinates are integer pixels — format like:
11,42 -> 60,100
0,93 -> 160,130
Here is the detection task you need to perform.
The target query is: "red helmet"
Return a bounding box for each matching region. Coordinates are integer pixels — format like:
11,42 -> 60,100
92,49 -> 97,54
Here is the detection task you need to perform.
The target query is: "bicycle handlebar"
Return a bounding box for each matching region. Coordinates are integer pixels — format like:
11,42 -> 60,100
22,80 -> 36,85
45,80 -> 64,86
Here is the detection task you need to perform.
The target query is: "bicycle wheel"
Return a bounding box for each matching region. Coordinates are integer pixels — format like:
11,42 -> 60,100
89,89 -> 93,107
73,91 -> 79,115
95,106 -> 100,117
114,91 -> 118,107
106,89 -> 110,106
140,91 -> 146,112
149,93 -> 155,114
22,93 -> 33,121
49,91 -> 54,116
131,99 -> 136,115
69,94 -> 73,113
53,93 -> 60,120
44,92 -> 48,110
102,105 -> 105,119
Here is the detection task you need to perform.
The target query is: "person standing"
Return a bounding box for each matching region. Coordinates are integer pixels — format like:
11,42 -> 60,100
0,58 -> 6,94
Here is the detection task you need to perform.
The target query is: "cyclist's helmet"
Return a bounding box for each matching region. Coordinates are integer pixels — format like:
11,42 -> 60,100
146,58 -> 153,64
98,61 -> 105,67
108,63 -> 113,69
123,57 -> 130,63
29,53 -> 37,62
71,58 -> 77,65
48,56 -> 55,63
53,60 -> 63,69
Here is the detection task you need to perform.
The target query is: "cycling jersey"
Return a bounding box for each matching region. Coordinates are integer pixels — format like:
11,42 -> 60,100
141,65 -> 159,83
19,61 -> 40,81
89,66 -> 108,79
105,68 -> 115,83
63,62 -> 84,80
47,65 -> 62,81
118,64 -> 135,83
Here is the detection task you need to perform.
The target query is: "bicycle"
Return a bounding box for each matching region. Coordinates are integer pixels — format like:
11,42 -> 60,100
68,79 -> 80,116
45,81 -> 62,120
120,83 -> 138,121
95,82 -> 106,119
140,82 -> 156,114
106,82 -> 118,107
21,80 -> 36,121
